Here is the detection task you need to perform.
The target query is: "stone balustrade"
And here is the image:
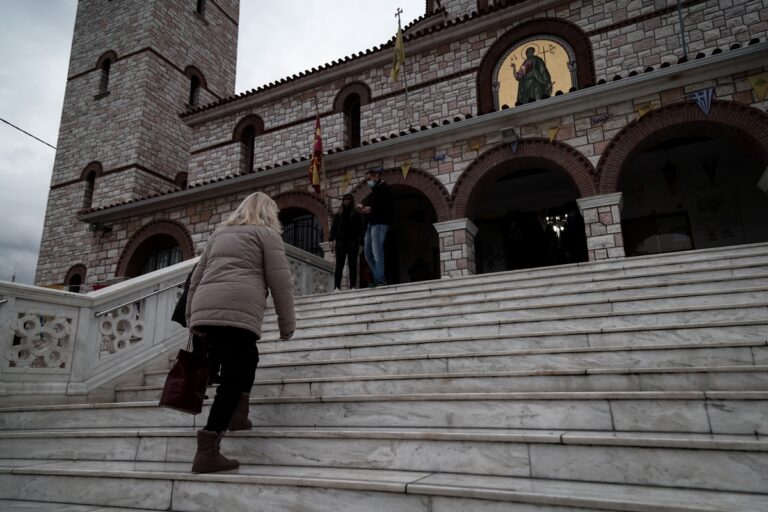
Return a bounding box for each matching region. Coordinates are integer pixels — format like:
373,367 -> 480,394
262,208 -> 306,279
0,246 -> 332,404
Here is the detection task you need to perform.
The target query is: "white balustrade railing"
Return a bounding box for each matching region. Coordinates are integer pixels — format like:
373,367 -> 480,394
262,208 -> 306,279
0,245 -> 333,404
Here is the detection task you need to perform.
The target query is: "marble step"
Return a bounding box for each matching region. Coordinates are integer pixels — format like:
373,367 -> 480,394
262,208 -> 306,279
0,428 -> 766,493
260,286 -> 768,332
280,257 -> 768,315
263,302 -> 768,342
0,459 -> 766,512
287,244 -> 768,307
264,274 -> 768,325
1,391 -> 765,434
144,340 -> 768,384
121,364 -> 768,402
0,500 -> 157,512
256,322 -> 768,359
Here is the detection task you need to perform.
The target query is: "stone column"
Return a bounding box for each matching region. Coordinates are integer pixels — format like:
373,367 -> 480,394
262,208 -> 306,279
576,192 -> 626,261
758,167 -> 768,197
319,242 -> 335,263
433,218 -> 478,278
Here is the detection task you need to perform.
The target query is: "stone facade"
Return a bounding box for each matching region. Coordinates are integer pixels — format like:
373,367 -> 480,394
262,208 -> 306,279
36,0 -> 768,288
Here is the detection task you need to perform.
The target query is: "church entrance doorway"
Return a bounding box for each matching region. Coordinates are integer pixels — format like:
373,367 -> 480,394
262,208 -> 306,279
279,207 -> 323,257
124,234 -> 183,278
467,160 -> 588,274
359,186 -> 440,287
619,130 -> 768,256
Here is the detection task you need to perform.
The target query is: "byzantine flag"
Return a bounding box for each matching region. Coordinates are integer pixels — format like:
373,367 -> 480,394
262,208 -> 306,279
390,24 -> 405,82
309,116 -> 322,194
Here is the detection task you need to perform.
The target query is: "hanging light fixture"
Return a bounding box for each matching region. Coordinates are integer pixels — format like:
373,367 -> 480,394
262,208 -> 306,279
547,213 -> 568,239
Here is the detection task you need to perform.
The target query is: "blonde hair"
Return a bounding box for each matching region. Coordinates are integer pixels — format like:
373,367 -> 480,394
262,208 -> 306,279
224,192 -> 282,233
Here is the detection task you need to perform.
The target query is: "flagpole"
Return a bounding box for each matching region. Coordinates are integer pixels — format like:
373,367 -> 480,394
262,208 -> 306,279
313,96 -> 332,223
395,8 -> 413,130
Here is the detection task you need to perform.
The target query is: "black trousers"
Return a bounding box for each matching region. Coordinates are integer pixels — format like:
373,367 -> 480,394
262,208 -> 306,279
196,326 -> 260,433
334,241 -> 359,289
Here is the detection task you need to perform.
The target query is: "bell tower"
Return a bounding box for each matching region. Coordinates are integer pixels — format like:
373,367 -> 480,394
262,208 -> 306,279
35,0 -> 239,288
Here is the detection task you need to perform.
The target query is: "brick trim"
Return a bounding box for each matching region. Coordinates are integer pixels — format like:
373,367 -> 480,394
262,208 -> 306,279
349,168 -> 452,223
274,191 -> 332,240
477,18 -> 596,114
209,0 -> 238,26
116,220 -> 195,278
67,47 -> 222,100
80,161 -> 103,181
597,100 -> 768,193
452,139 -> 598,218
63,264 -> 88,288
232,114 -> 265,141
52,163 -> 176,190
333,82 -> 372,113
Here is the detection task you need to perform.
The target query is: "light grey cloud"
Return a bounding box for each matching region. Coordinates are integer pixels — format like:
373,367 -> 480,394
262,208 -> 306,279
0,0 -> 424,284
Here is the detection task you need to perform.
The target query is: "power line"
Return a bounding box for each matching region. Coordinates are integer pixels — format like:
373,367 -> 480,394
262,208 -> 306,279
0,117 -> 56,150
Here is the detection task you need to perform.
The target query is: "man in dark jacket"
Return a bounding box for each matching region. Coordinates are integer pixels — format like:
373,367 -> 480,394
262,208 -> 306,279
357,169 -> 393,287
329,194 -> 364,290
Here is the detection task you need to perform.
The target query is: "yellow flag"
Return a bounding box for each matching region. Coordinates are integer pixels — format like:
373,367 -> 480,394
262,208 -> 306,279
340,172 -> 353,192
635,102 -> 657,118
390,26 -> 405,82
748,72 -> 768,101
401,163 -> 411,179
547,127 -> 559,142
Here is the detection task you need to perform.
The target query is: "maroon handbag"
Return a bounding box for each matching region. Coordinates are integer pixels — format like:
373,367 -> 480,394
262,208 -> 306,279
159,335 -> 209,414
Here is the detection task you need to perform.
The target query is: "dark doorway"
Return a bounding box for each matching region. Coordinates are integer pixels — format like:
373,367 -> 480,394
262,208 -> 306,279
468,161 -> 588,273
620,132 -> 768,256
124,234 -> 183,278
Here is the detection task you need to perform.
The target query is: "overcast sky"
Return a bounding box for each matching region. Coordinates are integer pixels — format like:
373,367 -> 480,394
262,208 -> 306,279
0,0 -> 424,284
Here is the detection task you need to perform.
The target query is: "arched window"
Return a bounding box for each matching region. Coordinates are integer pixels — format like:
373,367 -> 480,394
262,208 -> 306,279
333,82 -> 371,149
64,264 -> 88,293
232,115 -> 265,174
95,51 -> 117,95
175,172 -> 188,189
80,162 -> 103,210
196,0 -> 206,15
117,221 -> 195,279
184,66 -> 207,107
343,93 -> 362,148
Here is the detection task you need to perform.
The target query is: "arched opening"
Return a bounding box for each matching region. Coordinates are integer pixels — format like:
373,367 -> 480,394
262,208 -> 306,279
175,172 -> 188,189
619,129 -> 768,256
64,264 -> 87,293
343,93 -> 362,148
184,66 -> 207,107
380,186 -> 440,286
96,51 -> 116,95
233,115 -> 264,174
80,162 -> 102,210
124,235 -> 183,278
117,221 -> 194,280
279,207 -> 323,257
196,0 -> 206,15
468,159 -> 588,273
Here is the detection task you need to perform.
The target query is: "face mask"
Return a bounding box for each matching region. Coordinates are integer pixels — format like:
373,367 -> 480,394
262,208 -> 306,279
366,180 -> 376,188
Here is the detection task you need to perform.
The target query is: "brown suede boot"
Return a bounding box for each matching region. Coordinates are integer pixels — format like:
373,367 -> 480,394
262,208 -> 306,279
191,429 -> 239,474
228,393 -> 253,431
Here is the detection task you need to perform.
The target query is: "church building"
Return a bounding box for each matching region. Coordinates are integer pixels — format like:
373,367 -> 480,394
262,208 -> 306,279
35,0 -> 768,291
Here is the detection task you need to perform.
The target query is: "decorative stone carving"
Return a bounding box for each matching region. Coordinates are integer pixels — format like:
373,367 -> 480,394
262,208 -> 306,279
6,312 -> 74,372
98,303 -> 145,356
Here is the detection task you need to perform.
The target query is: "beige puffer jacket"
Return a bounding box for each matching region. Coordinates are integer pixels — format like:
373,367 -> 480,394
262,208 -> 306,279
186,224 -> 295,339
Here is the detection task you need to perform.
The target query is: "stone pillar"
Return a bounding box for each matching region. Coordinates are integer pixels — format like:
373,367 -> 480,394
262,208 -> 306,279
319,242 -> 335,263
434,218 -> 478,278
758,167 -> 768,197
576,192 -> 626,261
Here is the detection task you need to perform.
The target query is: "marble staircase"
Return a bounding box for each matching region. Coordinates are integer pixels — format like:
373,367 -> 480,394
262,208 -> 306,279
1,243 -> 767,511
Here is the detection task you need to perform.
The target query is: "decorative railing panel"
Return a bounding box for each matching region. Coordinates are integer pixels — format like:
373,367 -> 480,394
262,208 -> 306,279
0,245 -> 332,404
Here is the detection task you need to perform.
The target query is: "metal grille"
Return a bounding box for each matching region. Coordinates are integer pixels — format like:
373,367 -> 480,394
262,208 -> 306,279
282,213 -> 323,257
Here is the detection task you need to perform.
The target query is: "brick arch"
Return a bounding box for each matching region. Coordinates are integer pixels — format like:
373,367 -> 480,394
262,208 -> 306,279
332,82 -> 372,113
451,139 -> 597,218
477,18 -> 596,114
597,100 -> 768,194
274,191 -> 332,239
349,168 -> 452,222
232,114 -> 265,141
96,51 -> 117,68
63,264 -> 87,293
80,161 -> 103,181
183,65 -> 207,89
116,220 -> 195,278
